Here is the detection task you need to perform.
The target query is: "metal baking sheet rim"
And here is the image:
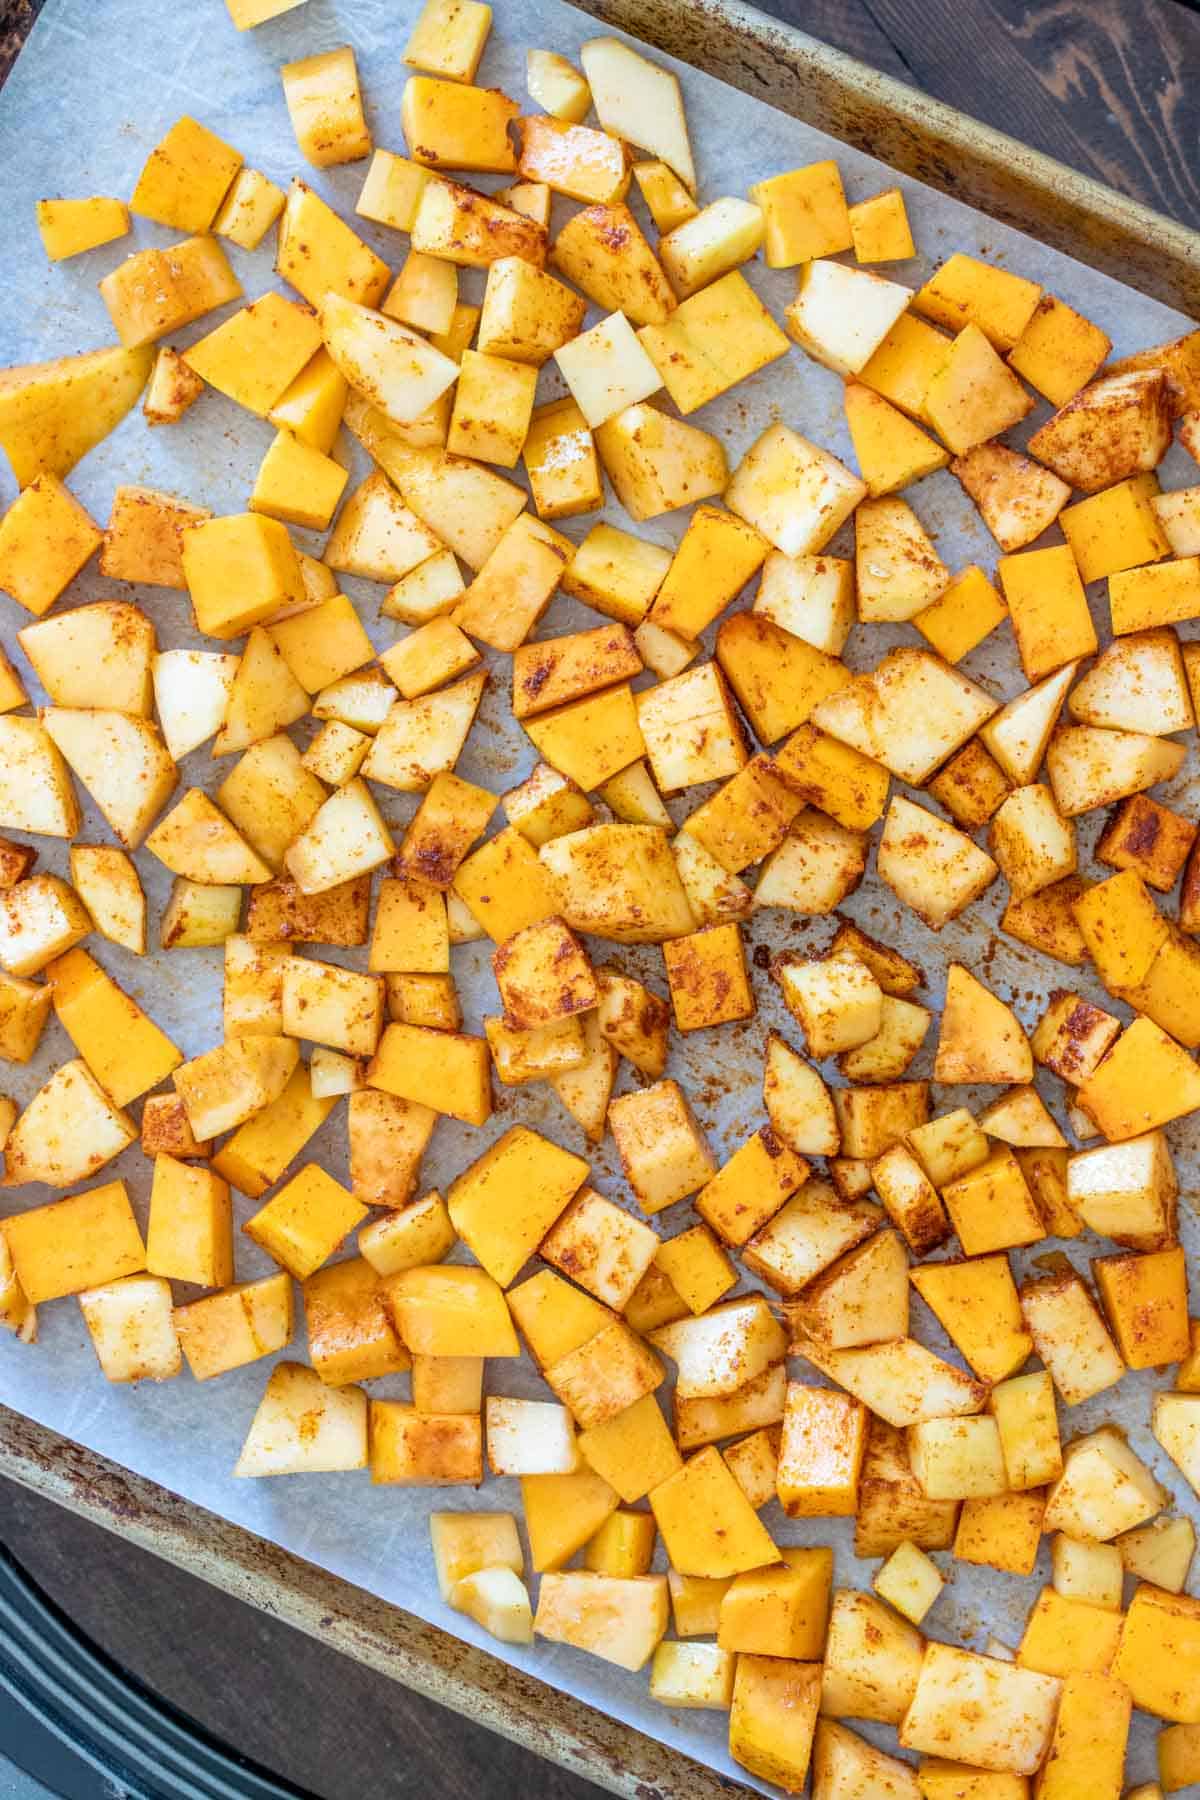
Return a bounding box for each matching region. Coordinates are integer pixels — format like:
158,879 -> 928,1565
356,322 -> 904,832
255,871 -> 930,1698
0,0 -> 1198,1795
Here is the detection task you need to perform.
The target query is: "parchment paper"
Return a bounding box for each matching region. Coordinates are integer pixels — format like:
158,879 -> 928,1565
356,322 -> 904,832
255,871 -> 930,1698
0,0 -> 1197,1789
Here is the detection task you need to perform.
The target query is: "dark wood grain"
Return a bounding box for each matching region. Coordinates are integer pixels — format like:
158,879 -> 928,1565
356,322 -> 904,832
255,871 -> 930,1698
0,0 -> 39,87
0,1475 -> 607,1800
783,0 -> 1200,230
2,0 -> 1197,226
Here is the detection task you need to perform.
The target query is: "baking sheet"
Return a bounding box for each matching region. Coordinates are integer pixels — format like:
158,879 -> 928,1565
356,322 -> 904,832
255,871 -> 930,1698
0,0 -> 1197,1788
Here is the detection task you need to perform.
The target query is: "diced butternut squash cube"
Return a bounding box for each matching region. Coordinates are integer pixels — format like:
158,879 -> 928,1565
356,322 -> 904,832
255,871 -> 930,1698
729,1654 -> 822,1793
0,473 -> 102,616
1051,1533 -> 1123,1609
1008,292 -> 1111,406
849,188 -> 915,262
749,160 -> 850,266
821,1586 -> 925,1724
446,1124 -> 587,1286
649,1641 -> 734,1710
303,1256 -> 409,1385
534,1570 -> 667,1671
370,1400 -> 481,1484
923,324 -> 1033,454
430,1512 -> 523,1602
1094,1246 -> 1189,1367
845,379 -> 949,496
521,1469 -> 619,1573
544,1317 -> 662,1428
79,1275 -> 180,1383
650,1447 -> 778,1578
131,115 -> 241,231
517,114 -> 626,201
243,1163 -> 367,1281
174,1274 -> 293,1381
389,1264 -> 519,1359
873,1541 -> 943,1626
1119,1516 -> 1196,1593
3,1060 -> 136,1187
37,195 -> 130,260
776,1383 -> 866,1517
1028,368 -> 1171,494
3,1180 -> 145,1303
726,423 -> 866,558
1016,1586 -> 1123,1679
1043,1427 -> 1165,1543
915,254 -> 1042,351
719,1547 -> 832,1658
0,716 -> 82,842
609,1078 -> 716,1213
145,1154 -> 231,1289
899,1644 -> 1060,1775
1111,1585 -> 1200,1723
787,259 -> 911,379
576,1391 -> 681,1503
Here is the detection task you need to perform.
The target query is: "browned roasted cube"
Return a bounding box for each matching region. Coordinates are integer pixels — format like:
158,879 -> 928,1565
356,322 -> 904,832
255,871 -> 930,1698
662,924 -> 754,1033
926,739 -> 1012,830
609,1079 -> 717,1214
0,839 -> 37,889
1096,793 -> 1197,893
1031,991 -> 1121,1085
493,915 -> 597,1029
141,1093 -> 212,1160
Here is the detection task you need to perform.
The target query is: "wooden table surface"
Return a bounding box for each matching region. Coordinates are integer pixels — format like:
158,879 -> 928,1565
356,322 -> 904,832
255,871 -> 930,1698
0,1 -> 1198,1797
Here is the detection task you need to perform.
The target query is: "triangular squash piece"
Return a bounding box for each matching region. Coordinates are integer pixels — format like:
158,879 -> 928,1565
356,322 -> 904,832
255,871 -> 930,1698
362,670 -> 487,793
320,295 -> 458,435
877,795 -> 998,930
1001,875 -> 1089,966
234,1361 -> 367,1476
356,423 -> 527,574
1046,725 -> 1186,817
41,707 -> 176,848
2,1058 -> 135,1187
789,1227 -> 909,1349
853,497 -> 950,623
844,380 -> 949,496
795,1333 -> 987,1426
0,716 -> 80,837
19,601 -> 155,715
762,1031 -> 840,1156
549,1012 -> 617,1143
910,1257 -> 1032,1383
286,779 -> 395,893
521,1468 -> 619,1574
323,469 -> 445,583
813,1721 -> 927,1797
212,628 -> 308,757
153,649 -> 240,761
1067,628 -> 1193,736
1075,1016 -> 1200,1142
672,829 -> 752,924
0,344 -> 154,488
934,963 -> 1033,1084
977,1085 -> 1067,1148
950,442 -> 1069,551
979,662 -> 1076,784
145,788 -> 273,884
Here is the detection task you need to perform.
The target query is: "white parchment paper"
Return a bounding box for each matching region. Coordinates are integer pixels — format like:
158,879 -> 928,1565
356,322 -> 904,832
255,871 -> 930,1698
0,0 -> 1197,1788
